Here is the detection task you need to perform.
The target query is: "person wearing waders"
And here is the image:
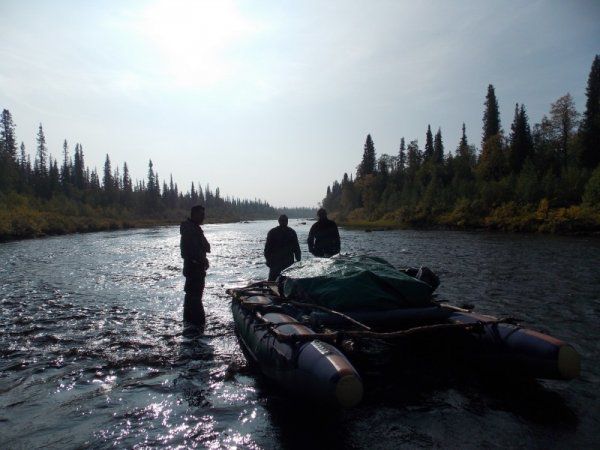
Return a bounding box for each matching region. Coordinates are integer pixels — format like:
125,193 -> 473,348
264,215 -> 301,281
307,208 -> 340,257
180,205 -> 211,324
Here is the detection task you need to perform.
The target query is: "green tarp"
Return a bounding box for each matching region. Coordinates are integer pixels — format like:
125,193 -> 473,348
280,255 -> 434,311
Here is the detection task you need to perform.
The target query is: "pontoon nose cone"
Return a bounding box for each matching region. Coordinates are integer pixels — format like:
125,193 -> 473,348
558,345 -> 581,380
335,374 -> 363,408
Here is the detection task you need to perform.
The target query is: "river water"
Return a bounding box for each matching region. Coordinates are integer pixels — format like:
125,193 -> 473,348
0,221 -> 599,448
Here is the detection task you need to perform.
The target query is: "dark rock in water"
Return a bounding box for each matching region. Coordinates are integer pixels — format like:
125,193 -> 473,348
365,229 -> 372,233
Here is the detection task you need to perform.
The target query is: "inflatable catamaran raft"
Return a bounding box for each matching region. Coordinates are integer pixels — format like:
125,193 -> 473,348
227,255 -> 581,408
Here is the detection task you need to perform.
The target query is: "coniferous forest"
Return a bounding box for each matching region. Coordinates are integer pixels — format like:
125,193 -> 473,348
322,55 -> 600,234
0,117 -> 313,240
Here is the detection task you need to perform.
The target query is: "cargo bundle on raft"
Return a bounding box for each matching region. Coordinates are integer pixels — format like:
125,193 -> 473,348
226,255 -> 581,408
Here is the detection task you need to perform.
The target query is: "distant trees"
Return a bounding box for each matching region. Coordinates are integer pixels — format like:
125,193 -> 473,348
580,55 -> 600,169
0,111 -> 280,233
321,55 -> 600,229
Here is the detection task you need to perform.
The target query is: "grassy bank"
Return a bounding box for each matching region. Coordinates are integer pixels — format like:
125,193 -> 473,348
0,194 -> 275,242
334,202 -> 600,235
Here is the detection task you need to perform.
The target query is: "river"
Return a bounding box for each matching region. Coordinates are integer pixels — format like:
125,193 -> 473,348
1,220 -> 599,448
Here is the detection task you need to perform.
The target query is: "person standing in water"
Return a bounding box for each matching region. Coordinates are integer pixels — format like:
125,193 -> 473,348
180,205 -> 211,324
264,215 -> 301,281
307,208 -> 340,257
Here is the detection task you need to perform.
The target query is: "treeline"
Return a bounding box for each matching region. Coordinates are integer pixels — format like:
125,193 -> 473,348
0,116 -> 283,239
322,55 -> 600,234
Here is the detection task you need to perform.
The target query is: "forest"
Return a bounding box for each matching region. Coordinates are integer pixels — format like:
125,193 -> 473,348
322,55 -> 600,234
0,117 -> 313,240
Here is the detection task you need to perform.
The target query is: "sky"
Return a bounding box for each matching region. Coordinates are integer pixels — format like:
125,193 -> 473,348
0,0 -> 598,207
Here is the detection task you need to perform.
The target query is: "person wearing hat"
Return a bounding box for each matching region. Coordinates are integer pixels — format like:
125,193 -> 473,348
264,215 -> 301,281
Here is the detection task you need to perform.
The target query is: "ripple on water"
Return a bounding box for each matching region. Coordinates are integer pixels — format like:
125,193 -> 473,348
0,223 -> 599,448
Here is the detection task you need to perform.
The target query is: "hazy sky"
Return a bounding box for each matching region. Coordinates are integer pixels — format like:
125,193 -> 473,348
0,1 -> 598,207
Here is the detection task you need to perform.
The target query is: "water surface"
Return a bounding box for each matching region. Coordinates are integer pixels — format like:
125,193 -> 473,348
1,221 -> 599,448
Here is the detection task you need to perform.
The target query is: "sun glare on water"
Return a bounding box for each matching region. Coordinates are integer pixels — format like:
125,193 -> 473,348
136,0 -> 260,88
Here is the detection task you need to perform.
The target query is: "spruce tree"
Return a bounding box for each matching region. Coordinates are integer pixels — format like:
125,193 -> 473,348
433,128 -> 444,164
61,139 -> 70,187
580,55 -> 600,168
508,103 -> 534,173
49,157 -> 60,196
122,162 -> 132,192
147,160 -> 155,193
36,124 -> 48,177
103,154 -> 112,192
357,134 -> 376,177
482,84 -> 501,147
1,109 -> 17,160
0,109 -> 18,192
73,143 -> 86,189
457,123 -> 469,158
19,142 -> 26,169
424,125 -> 434,160
398,137 -> 406,171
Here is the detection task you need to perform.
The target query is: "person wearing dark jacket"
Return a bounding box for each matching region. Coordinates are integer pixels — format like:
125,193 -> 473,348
180,205 -> 211,324
264,215 -> 301,281
307,208 -> 340,257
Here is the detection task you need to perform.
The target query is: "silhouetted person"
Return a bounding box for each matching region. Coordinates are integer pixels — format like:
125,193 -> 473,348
180,205 -> 211,325
307,208 -> 340,257
264,215 -> 301,281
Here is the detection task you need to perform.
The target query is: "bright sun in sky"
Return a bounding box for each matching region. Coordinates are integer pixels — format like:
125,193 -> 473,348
134,0 -> 260,88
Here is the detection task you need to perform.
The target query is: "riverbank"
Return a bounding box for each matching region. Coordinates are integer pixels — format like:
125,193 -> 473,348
0,203 -> 276,242
334,203 -> 600,235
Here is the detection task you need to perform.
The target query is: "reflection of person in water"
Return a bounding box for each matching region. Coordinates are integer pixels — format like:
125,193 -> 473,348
180,205 -> 211,324
264,215 -> 301,281
307,208 -> 340,257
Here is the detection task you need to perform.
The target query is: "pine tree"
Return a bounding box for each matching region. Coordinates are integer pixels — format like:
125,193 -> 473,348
580,55 -> 600,168
482,84 -> 501,147
103,154 -> 113,192
122,162 -> 132,192
36,124 -> 48,177
357,134 -> 376,177
424,125 -> 434,160
113,166 -> 120,191
19,142 -> 27,169
49,157 -> 60,196
458,123 -> 469,158
508,103 -> 534,173
433,128 -> 444,164
73,143 -> 86,189
398,137 -> 406,172
61,139 -> 70,187
0,109 -> 18,191
90,168 -> 100,190
0,109 -> 17,159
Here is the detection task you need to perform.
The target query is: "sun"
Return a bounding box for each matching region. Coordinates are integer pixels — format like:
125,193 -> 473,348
136,0 -> 259,88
